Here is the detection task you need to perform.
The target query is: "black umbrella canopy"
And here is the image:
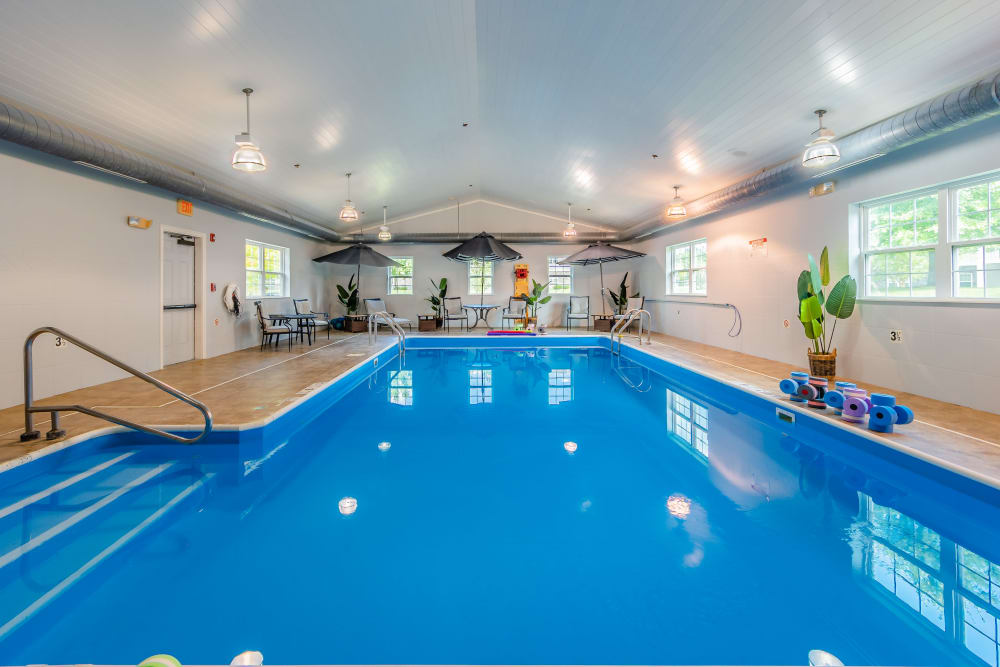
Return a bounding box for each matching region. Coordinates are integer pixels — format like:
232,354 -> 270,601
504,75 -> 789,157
313,243 -> 400,268
313,243 -> 400,302
557,242 -> 646,265
442,232 -> 522,262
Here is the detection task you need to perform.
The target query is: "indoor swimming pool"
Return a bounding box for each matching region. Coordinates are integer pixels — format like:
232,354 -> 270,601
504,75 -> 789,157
1,341 -> 999,666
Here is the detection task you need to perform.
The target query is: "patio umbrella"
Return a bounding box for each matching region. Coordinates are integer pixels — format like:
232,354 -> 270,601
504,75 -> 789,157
313,243 -> 399,300
559,242 -> 646,315
443,232 -> 522,304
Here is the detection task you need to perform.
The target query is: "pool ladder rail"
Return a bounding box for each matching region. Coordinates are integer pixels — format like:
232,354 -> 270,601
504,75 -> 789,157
610,307 -> 651,354
367,310 -> 406,358
20,326 -> 213,444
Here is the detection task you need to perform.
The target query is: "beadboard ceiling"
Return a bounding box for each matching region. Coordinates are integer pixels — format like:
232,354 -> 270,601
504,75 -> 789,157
0,0 -> 999,232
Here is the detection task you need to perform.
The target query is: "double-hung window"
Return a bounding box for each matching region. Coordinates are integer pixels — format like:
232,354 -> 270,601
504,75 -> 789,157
666,239 -> 707,295
547,256 -> 572,294
469,259 -> 493,295
860,172 -> 1000,300
245,240 -> 290,298
387,257 -> 414,295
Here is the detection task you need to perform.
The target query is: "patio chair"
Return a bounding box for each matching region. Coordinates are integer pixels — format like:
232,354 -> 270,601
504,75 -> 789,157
501,296 -> 527,328
566,295 -> 590,330
442,297 -> 467,331
364,297 -> 412,331
293,298 -> 331,340
255,301 -> 293,350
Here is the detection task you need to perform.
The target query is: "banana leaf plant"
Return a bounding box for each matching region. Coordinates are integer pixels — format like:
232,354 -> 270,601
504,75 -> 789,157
524,279 -> 552,317
425,277 -> 448,317
607,272 -> 640,315
797,247 -> 857,354
337,274 -> 359,315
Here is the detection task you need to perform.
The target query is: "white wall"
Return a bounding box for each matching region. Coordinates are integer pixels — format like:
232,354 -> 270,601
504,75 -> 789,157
318,241 -> 636,329
0,145 -> 334,409
633,119 -> 1000,414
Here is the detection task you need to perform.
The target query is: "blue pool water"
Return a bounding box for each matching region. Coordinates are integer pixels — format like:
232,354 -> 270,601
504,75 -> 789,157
1,343 -> 1000,666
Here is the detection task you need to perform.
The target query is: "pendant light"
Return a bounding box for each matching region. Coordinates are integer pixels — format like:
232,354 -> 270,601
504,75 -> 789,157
666,185 -> 686,219
563,202 -> 577,237
232,88 -> 267,172
339,172 -> 359,222
378,205 -> 392,241
802,109 -> 841,168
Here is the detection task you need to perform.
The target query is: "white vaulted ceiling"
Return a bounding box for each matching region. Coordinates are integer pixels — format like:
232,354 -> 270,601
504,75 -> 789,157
1,0 -> 999,232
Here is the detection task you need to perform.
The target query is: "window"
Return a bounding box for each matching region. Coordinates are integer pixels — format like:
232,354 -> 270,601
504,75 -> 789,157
245,240 -> 289,298
387,257 -> 414,295
862,193 -> 938,298
666,390 -> 709,462
469,259 -> 493,295
859,172 -> 1000,299
548,369 -> 572,404
666,239 -> 707,295
389,370 -> 413,406
469,369 -> 492,404
548,257 -> 572,294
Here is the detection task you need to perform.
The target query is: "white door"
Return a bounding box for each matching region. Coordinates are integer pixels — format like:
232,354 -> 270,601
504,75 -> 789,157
162,232 -> 196,366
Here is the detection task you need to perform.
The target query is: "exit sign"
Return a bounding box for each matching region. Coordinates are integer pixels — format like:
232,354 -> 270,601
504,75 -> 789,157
176,199 -> 194,216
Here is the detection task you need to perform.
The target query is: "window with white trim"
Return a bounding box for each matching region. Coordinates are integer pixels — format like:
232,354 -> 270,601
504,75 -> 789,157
387,257 -> 414,295
547,256 -> 572,294
245,240 -> 290,298
666,239 -> 707,295
859,172 -> 1000,299
468,259 -> 493,295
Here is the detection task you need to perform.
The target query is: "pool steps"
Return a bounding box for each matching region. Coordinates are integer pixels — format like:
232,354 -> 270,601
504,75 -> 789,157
0,450 -> 213,642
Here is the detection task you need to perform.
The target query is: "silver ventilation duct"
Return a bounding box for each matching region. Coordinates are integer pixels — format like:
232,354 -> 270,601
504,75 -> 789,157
351,231 -> 612,244
0,99 -> 340,242
625,67 -> 1000,240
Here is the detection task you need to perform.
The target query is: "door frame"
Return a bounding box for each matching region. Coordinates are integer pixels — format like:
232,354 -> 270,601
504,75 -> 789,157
159,224 -> 208,369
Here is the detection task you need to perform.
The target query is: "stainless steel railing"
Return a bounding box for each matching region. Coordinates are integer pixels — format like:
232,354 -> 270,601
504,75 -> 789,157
21,327 -> 213,444
610,308 -> 651,354
367,311 -> 406,358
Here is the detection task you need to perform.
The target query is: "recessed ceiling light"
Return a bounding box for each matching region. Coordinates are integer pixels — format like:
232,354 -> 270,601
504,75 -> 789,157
651,154 -> 659,159
293,163 -> 301,168
461,122 -> 470,127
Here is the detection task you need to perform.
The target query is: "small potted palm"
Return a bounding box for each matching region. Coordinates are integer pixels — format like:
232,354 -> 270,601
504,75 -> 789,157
337,274 -> 366,332
424,277 -> 448,329
797,247 -> 857,379
523,279 -> 552,329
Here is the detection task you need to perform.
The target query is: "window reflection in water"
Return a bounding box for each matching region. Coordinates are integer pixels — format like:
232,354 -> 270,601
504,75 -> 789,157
389,369 -> 413,406
665,389 -> 709,463
859,494 -> 1000,666
548,369 -> 572,404
469,369 -> 492,405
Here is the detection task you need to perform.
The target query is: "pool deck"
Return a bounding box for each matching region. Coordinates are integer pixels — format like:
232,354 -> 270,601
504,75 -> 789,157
0,328 -> 998,485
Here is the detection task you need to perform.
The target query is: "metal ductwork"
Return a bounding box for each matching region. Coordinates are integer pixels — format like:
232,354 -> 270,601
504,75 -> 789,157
624,67 -> 1000,241
0,99 -> 340,242
349,231 -> 613,244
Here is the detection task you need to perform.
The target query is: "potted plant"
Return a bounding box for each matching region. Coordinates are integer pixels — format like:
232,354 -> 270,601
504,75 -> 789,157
425,277 -> 448,328
797,247 -> 857,379
606,272 -> 639,315
523,279 -> 552,328
337,274 -> 366,333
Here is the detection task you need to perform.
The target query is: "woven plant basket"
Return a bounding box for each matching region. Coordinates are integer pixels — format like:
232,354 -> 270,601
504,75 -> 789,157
807,348 -> 837,380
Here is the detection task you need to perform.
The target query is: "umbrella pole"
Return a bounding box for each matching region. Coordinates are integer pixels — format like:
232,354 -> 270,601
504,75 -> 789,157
481,263 -> 486,306
600,263 -> 607,316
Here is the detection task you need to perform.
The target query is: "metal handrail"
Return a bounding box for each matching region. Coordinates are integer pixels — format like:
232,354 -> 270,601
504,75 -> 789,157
610,308 -> 651,354
612,355 -> 652,392
367,311 -> 406,358
21,327 -> 213,444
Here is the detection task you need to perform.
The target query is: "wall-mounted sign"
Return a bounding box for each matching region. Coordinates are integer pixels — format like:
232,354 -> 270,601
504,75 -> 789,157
749,237 -> 767,258
176,199 -> 194,216
126,216 -> 152,229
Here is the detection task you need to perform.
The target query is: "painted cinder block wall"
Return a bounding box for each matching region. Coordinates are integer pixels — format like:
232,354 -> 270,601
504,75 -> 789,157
0,145 -> 334,409
633,118 -> 1000,414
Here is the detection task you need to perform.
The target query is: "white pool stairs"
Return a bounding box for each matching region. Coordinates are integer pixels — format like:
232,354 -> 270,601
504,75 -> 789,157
0,449 -> 213,641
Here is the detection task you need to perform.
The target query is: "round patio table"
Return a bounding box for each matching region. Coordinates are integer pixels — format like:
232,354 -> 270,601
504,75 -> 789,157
462,304 -> 500,329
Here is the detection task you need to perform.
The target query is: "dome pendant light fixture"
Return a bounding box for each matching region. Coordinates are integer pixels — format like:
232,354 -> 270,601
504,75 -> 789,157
802,109 -> 841,168
232,88 -> 267,172
339,172 -> 359,222
378,205 -> 392,241
563,202 -> 577,238
666,185 -> 686,219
